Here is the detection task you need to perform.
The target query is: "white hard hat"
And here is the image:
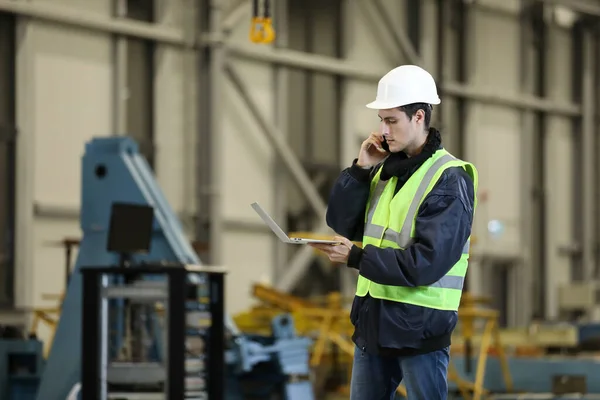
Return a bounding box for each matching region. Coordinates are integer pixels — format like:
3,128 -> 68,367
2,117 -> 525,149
366,65 -> 441,109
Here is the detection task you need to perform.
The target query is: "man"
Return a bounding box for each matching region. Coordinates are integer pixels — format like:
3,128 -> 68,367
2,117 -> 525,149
310,65 -> 478,400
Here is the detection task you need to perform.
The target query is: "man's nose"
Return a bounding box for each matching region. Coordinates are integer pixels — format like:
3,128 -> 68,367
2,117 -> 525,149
380,122 -> 390,135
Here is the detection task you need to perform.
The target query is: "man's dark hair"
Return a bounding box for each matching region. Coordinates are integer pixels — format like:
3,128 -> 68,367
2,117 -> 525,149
398,102 -> 433,130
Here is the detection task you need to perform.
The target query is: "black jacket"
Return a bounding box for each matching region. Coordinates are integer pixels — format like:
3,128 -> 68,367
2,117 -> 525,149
326,153 -> 475,356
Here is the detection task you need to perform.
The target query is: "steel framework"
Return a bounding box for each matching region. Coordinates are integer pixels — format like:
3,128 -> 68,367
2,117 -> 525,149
1,0 -> 598,321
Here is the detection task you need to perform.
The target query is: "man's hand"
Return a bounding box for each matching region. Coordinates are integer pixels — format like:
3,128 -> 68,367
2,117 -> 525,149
357,132 -> 388,167
309,236 -> 354,264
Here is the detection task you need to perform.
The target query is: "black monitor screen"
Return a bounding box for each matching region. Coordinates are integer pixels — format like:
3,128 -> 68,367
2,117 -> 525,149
107,202 -> 154,254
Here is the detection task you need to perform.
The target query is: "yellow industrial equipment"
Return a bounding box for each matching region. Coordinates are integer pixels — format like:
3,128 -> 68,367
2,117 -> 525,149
29,237 -> 75,358
234,282 -> 518,399
454,293 -> 514,399
29,294 -> 63,358
249,0 -> 275,44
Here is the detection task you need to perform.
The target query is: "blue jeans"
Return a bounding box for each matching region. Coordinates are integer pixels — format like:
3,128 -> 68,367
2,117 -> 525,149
349,346 -> 450,400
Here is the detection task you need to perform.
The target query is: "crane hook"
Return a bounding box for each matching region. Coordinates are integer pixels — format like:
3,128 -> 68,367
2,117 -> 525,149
249,0 -> 275,44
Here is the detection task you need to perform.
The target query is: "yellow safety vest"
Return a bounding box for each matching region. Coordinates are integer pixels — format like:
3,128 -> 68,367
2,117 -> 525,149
355,149 -> 478,311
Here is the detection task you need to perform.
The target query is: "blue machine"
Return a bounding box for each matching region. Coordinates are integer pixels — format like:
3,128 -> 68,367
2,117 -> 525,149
30,137 -> 313,400
0,339 -> 44,400
450,355 -> 600,395
228,314 -> 314,399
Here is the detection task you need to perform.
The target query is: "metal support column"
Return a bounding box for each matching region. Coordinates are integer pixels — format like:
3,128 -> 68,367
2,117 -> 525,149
595,22 -> 600,280
273,0 -> 290,283
0,11 -> 15,307
531,2 -> 548,319
209,0 -> 225,265
581,25 -> 596,281
435,0 -> 445,125
571,21 -> 586,283
450,0 -> 472,292
518,1 -> 545,322
453,0 -> 468,159
113,0 -> 128,135
225,63 -> 333,291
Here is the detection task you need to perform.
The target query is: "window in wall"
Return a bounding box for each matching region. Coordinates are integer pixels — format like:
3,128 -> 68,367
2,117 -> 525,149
125,0 -> 156,167
0,12 -> 16,307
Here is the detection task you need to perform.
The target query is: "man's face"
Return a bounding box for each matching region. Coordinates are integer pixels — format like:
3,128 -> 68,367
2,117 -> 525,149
378,108 -> 425,153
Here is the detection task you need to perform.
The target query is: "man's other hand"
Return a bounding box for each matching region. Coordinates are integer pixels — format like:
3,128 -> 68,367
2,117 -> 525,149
309,236 -> 354,264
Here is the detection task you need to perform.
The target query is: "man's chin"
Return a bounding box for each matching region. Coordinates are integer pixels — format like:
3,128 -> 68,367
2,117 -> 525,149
387,142 -> 403,153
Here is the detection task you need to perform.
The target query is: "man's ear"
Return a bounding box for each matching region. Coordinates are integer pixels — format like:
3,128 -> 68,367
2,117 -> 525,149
414,109 -> 425,124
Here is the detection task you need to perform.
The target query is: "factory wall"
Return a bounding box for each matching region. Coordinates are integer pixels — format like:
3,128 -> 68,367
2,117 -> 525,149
219,5 -> 276,315
14,0 -> 115,315
9,0 -> 201,344
0,0 -> 593,347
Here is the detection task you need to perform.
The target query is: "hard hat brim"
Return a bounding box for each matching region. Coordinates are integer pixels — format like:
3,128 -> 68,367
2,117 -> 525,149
365,98 -> 441,110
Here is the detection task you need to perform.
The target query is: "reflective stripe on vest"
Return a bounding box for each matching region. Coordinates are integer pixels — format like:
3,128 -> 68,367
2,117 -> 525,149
364,154 -> 470,257
356,149 -> 478,310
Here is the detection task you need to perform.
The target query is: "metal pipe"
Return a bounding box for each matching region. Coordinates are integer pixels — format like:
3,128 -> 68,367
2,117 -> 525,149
222,220 -> 269,234
0,12 -> 16,307
196,0 -> 212,247
224,64 -> 327,217
33,203 -> 79,220
217,40 -> 581,116
537,0 -> 600,17
581,27 -> 595,281
454,0 -> 468,158
435,0 -> 445,126
32,202 -> 201,228
442,80 -> 579,116
569,22 -> 585,283
0,0 -> 186,45
13,14 -> 36,309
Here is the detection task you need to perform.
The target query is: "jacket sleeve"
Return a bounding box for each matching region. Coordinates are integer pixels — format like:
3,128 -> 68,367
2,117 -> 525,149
325,160 -> 373,242
348,167 -> 475,287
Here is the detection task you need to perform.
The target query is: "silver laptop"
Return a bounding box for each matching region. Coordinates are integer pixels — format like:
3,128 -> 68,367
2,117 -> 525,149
251,202 -> 341,245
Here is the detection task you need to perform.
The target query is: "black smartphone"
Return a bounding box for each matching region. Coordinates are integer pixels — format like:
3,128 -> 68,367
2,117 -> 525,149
381,137 -> 390,152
